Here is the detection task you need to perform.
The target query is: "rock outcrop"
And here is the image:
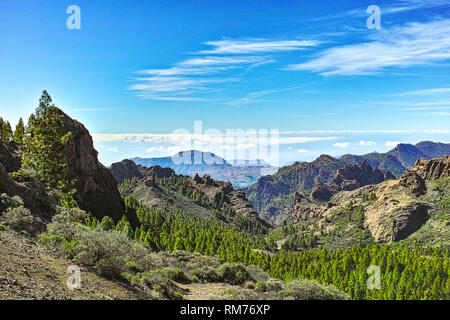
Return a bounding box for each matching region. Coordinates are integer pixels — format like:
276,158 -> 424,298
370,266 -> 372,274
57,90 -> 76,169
56,109 -> 134,224
409,156 -> 450,180
110,159 -> 143,184
289,156 -> 450,243
309,161 -> 394,202
309,183 -> 333,202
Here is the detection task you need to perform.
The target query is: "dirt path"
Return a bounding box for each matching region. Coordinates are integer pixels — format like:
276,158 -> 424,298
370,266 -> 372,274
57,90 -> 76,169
176,282 -> 238,300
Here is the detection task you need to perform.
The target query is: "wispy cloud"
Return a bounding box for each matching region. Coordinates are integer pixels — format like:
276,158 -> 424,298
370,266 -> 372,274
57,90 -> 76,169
226,85 -> 313,107
93,133 -> 336,145
287,19 -> 450,76
130,38 -> 318,100
429,111 -> 450,116
199,39 -> 320,54
308,1 -> 449,22
397,86 -> 450,96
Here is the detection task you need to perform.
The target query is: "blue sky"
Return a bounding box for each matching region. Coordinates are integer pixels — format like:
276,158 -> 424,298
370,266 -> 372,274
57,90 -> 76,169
0,0 -> 449,166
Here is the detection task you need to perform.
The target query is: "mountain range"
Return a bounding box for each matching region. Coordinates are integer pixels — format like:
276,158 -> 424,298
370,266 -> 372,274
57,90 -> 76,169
244,141 -> 450,223
1,103 -> 449,301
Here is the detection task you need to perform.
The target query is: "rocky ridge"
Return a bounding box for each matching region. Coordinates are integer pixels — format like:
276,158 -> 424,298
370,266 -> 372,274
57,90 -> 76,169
290,156 -> 450,244
110,159 -> 270,229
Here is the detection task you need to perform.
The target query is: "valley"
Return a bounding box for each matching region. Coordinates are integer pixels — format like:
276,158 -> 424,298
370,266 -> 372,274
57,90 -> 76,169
0,92 -> 449,301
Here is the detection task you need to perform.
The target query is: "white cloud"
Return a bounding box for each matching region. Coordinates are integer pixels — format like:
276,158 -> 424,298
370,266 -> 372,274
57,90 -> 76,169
297,149 -> 309,153
130,38 -> 319,100
287,146 -> 293,150
333,142 -> 350,149
309,1 -> 449,22
359,140 -> 376,146
106,147 -> 118,153
430,111 -> 450,116
200,39 -> 320,54
385,141 -> 401,148
397,86 -> 450,96
226,84 -> 313,107
287,19 -> 450,76
94,133 -> 336,145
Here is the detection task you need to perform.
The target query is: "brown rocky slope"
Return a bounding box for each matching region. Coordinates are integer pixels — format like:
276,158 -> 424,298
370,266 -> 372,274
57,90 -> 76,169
290,156 -> 450,244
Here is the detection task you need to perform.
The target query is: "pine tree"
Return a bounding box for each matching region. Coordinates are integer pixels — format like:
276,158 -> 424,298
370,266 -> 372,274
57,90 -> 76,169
13,117 -> 25,145
0,117 -> 12,144
22,90 -> 74,194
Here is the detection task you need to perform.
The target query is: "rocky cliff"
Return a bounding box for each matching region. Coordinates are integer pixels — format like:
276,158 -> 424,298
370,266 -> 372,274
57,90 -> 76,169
56,109 -> 132,224
288,156 -> 450,245
309,161 -> 395,202
409,156 -> 450,180
244,155 -> 347,223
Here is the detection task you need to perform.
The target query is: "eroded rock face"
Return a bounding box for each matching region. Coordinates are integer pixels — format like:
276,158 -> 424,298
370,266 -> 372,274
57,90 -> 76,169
410,156 -> 450,180
309,161 -> 395,202
309,183 -> 333,202
146,165 -> 175,179
289,159 -> 443,243
56,109 -> 130,224
333,161 -> 395,189
399,171 -> 427,196
110,159 -> 143,184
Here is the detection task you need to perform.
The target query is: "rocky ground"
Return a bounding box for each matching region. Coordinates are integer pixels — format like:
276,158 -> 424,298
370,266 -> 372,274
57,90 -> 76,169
0,228 -> 151,300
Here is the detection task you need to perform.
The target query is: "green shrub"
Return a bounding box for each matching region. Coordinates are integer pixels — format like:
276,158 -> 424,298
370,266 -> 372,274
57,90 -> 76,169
277,279 -> 350,300
192,265 -> 219,282
3,206 -> 44,235
244,281 -> 255,289
132,269 -> 184,300
0,194 -> 23,214
255,278 -> 283,293
216,263 -> 251,285
98,216 -> 115,231
164,268 -> 191,284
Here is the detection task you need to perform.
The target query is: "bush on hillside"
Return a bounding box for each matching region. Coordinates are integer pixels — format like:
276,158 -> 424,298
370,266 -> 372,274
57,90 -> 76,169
3,206 -> 44,235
